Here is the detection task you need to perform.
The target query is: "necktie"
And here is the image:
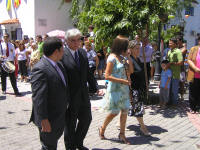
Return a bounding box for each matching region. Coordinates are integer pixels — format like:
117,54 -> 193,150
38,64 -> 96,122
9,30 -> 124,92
74,51 -> 80,68
6,43 -> 9,57
54,63 -> 66,86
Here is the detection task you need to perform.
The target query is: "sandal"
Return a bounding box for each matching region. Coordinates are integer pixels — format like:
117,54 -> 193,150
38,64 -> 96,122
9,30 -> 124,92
140,127 -> 152,136
98,126 -> 105,140
118,133 -> 130,145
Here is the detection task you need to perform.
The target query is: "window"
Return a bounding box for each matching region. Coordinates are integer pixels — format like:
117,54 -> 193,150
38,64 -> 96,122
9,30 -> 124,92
16,28 -> 22,40
185,7 -> 194,16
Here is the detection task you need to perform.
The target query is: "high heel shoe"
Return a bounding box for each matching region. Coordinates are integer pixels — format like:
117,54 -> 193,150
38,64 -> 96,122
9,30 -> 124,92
140,127 -> 152,136
98,127 -> 105,140
118,133 -> 130,145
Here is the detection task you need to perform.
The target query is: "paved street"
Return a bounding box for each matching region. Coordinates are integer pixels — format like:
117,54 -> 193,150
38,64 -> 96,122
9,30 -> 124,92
0,79 -> 200,150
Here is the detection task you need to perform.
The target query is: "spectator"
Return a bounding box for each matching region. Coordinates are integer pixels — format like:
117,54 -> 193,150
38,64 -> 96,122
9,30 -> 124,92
84,40 -> 99,93
167,38 -> 183,107
187,36 -> 200,113
88,25 -> 95,37
139,37 -> 153,82
159,60 -> 172,109
97,46 -> 106,79
150,41 -> 159,81
17,41 -> 29,82
14,40 -> 20,78
177,36 -> 187,100
29,43 -> 40,70
36,35 -> 43,57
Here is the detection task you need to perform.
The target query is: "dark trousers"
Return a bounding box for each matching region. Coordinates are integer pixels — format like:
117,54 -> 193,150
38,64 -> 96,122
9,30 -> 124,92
89,66 -> 98,93
1,66 -> 19,93
18,60 -> 28,76
39,121 -> 64,150
64,104 -> 92,149
189,78 -> 200,111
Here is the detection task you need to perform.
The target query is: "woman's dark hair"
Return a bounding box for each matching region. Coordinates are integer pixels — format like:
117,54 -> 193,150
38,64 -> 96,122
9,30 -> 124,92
43,37 -> 63,57
111,35 -> 129,55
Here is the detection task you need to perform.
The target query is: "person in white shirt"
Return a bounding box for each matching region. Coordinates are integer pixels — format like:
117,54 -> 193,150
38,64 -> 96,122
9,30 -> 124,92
17,41 -> 29,82
139,37 -> 153,82
0,33 -> 21,96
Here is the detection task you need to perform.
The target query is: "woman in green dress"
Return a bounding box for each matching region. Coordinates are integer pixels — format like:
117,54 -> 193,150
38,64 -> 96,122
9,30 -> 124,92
98,35 -> 133,144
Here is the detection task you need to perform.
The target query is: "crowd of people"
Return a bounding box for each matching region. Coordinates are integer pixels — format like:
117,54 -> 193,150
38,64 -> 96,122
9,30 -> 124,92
0,25 -> 200,149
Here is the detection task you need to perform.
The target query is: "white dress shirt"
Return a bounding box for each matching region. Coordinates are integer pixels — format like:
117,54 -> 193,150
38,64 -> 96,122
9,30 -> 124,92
0,42 -> 15,61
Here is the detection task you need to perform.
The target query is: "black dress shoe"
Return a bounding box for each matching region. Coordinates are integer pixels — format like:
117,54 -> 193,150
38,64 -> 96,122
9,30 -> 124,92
15,92 -> 22,96
76,146 -> 89,150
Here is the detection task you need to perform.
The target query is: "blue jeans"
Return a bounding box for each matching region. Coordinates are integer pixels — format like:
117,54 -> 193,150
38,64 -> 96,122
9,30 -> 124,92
170,78 -> 180,105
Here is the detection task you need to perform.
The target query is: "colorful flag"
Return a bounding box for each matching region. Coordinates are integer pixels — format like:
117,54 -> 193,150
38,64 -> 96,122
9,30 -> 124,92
14,0 -> 21,8
6,0 -> 11,11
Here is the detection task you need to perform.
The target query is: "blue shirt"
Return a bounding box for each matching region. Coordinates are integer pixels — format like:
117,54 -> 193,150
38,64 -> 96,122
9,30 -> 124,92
139,44 -> 153,63
160,69 -> 172,89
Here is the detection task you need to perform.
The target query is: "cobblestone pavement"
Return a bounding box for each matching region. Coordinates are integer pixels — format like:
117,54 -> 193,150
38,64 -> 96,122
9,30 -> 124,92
0,79 -> 200,150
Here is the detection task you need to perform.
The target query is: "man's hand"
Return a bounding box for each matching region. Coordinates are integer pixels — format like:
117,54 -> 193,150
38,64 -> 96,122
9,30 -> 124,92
0,55 -> 7,59
97,89 -> 104,96
41,119 -> 51,133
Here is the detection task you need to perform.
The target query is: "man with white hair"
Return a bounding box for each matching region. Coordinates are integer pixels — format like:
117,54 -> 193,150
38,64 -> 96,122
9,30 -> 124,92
61,28 -> 98,150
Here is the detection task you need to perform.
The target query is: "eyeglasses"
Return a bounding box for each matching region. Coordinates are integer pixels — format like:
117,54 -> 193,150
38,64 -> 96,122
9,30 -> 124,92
69,38 -> 81,43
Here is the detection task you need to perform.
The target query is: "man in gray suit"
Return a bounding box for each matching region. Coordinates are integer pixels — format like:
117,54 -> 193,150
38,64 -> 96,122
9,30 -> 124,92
62,29 -> 98,150
30,37 -> 70,150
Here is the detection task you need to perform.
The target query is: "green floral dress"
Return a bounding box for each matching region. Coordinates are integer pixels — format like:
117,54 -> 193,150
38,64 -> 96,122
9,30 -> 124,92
102,55 -> 130,114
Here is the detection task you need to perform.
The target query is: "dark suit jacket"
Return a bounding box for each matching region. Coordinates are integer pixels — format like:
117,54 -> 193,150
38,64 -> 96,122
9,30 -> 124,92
61,47 -> 97,108
30,57 -> 70,128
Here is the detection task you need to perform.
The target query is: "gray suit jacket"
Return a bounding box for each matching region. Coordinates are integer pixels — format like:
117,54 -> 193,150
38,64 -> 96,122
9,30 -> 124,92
30,57 -> 70,128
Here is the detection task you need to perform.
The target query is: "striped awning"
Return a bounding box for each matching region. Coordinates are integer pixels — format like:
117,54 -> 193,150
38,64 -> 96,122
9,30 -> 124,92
0,18 -> 20,25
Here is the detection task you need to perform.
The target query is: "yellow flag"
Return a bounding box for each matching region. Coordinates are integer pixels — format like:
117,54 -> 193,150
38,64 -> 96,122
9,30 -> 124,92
6,0 -> 11,11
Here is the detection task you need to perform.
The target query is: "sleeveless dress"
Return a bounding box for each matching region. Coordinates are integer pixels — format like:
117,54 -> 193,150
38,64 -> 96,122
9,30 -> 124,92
102,55 -> 130,114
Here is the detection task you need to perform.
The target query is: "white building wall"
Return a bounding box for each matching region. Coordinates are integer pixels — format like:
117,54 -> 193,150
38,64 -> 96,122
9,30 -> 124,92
169,1 -> 200,49
35,0 -> 73,36
0,0 -> 35,38
183,2 -> 200,49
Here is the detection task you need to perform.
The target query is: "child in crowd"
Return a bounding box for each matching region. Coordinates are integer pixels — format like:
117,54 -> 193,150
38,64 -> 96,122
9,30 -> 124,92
159,60 -> 172,109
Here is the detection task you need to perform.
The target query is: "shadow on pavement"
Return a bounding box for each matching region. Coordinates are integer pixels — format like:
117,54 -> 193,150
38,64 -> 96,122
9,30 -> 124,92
148,104 -> 188,118
0,96 -> 6,101
0,127 -> 9,130
92,148 -> 121,150
107,135 -> 160,145
20,91 -> 32,95
16,123 -> 27,126
7,111 -> 15,114
127,125 -> 168,135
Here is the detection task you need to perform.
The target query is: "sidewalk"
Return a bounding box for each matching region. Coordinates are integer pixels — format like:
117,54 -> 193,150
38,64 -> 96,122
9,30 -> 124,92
0,79 -> 200,150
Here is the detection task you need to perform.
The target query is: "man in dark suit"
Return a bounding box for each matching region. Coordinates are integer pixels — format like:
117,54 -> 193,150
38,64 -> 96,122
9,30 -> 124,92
30,37 -> 70,150
62,28 -> 98,150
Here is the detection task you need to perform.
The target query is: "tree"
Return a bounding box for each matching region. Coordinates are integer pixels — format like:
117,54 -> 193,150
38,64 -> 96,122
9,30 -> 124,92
65,0 -> 196,102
